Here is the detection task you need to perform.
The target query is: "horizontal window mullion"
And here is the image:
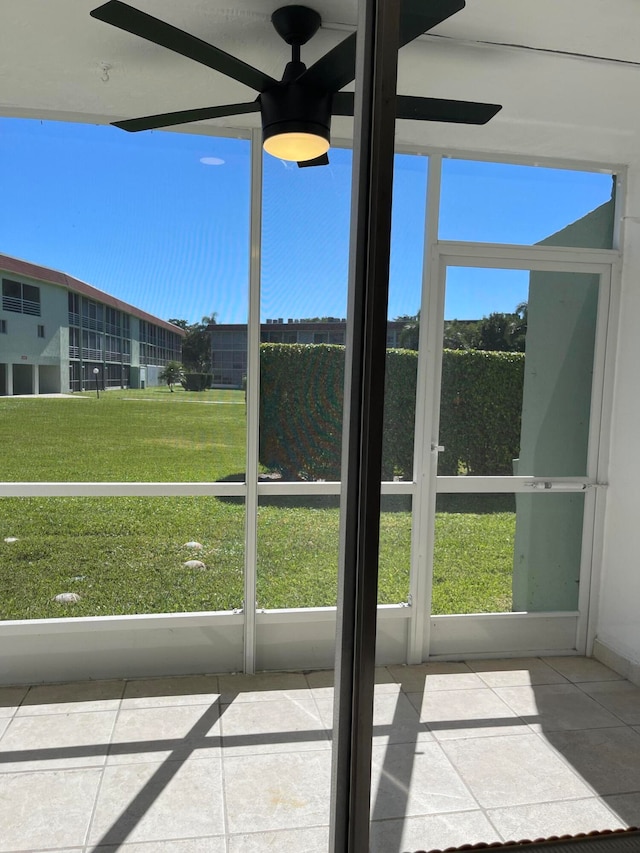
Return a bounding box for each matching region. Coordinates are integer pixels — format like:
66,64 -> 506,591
0,480 -> 420,499
436,476 -> 602,494
256,480 -> 415,496
0,482 -> 247,498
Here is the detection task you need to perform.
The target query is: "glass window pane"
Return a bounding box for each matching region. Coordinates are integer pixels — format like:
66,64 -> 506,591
259,147 -> 353,484
440,267 -> 599,477
378,494 -> 412,606
256,494 -> 412,608
257,494 -> 340,608
0,119 -> 250,481
0,497 -> 245,619
2,279 -> 21,299
433,491 -> 584,614
440,159 -> 615,247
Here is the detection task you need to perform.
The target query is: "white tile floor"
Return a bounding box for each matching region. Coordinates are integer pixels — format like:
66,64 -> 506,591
0,657 -> 639,852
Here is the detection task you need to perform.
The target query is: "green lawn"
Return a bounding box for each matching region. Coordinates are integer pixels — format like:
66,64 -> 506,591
0,388 -> 513,618
0,387 -> 247,481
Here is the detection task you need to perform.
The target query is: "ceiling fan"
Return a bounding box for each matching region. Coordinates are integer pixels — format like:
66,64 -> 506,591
90,0 -> 502,167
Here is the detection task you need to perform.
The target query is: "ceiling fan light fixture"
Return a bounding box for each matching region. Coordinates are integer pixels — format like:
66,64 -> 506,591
260,84 -> 331,163
263,128 -> 330,162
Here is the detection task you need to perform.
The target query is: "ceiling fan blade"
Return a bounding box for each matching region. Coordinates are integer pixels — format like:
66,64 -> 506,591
331,92 -> 355,116
332,92 -> 501,125
90,1 -> 277,93
395,95 -> 502,124
400,0 -> 465,46
113,101 -> 260,133
297,153 -> 330,168
298,0 -> 465,93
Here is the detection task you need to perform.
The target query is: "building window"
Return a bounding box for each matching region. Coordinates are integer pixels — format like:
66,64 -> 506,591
82,330 -> 104,360
69,327 -> 80,359
82,298 -> 104,331
2,278 -> 41,316
106,306 -> 121,336
37,325 -> 45,338
0,319 -> 6,334
68,292 -> 80,326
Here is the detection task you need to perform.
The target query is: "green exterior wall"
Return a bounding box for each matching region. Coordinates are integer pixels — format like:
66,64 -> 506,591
512,197 -> 615,611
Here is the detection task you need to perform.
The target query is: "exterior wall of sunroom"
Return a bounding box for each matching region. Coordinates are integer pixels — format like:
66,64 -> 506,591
0,120 -> 634,685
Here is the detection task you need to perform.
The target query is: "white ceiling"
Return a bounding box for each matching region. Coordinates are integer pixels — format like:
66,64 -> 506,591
1,0 -> 640,165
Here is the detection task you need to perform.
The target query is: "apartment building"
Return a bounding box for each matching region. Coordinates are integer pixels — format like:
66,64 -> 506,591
0,253 -> 184,395
210,318 -> 407,387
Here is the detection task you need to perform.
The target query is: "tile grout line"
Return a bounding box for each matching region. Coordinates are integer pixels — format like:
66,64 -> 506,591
476,659 -> 640,828
0,685 -> 30,746
525,704 -> 637,802
409,672 -> 491,829
440,672 -> 582,844
483,677 -> 625,736
304,669 -> 338,750
429,720 -> 510,844
217,676 -> 234,853
395,658 -> 544,845
572,679 -> 640,728
81,680 -> 127,852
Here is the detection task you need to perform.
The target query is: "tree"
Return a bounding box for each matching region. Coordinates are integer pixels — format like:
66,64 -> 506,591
443,319 -> 481,350
397,311 -> 420,350
395,300 -> 528,353
476,312 -> 515,351
169,317 -> 213,372
159,360 -> 185,392
201,312 -> 218,326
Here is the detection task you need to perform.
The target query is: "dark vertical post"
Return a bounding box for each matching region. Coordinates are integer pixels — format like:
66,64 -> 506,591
329,0 -> 401,851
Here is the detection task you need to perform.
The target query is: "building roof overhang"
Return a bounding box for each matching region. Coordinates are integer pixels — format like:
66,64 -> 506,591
0,252 -> 186,336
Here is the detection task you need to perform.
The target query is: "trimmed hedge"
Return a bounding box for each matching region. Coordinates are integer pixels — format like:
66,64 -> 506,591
182,373 -> 213,391
439,349 -> 524,476
259,344 -> 524,480
260,345 -> 345,480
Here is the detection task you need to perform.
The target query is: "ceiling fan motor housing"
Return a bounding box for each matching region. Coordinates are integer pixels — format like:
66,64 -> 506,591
261,83 -> 332,150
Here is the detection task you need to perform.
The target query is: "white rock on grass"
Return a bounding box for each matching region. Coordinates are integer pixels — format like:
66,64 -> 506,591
183,560 -> 206,570
54,592 -> 82,603
3,537 -> 18,544
183,541 -> 203,550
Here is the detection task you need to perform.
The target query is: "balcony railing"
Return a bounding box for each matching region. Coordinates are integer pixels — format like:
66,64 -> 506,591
82,316 -> 103,331
81,348 -> 103,361
2,296 -> 40,316
22,299 -> 41,316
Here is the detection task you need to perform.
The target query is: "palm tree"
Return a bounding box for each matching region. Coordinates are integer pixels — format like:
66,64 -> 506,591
159,360 -> 185,392
509,301 -> 528,351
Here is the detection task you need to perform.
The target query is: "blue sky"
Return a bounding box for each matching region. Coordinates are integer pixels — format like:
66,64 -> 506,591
0,117 -> 613,324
